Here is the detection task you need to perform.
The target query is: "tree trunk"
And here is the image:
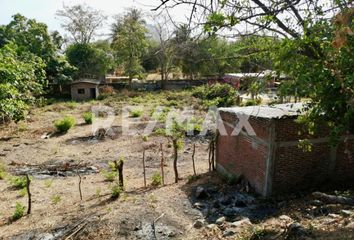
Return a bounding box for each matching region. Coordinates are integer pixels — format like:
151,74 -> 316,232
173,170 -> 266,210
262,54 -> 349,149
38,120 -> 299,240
115,160 -> 124,188
142,149 -> 146,187
77,170 -> 83,201
192,143 -> 196,175
160,143 -> 165,186
26,174 -> 31,214
172,139 -> 179,183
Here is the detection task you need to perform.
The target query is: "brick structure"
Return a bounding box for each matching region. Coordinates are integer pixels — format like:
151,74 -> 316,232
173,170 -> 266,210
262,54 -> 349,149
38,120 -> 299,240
71,79 -> 101,101
216,103 -> 354,197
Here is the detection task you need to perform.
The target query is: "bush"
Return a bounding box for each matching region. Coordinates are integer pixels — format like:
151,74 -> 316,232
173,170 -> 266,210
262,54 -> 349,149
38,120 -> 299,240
130,109 -> 143,118
110,183 -> 122,199
51,194 -> 61,204
151,172 -> 162,187
102,170 -> 117,182
54,116 -> 75,133
192,83 -> 238,107
243,98 -> 262,106
99,85 -> 114,95
10,176 -> 27,189
66,101 -> 77,109
82,112 -> 94,124
0,164 -> 6,180
12,202 -> 25,221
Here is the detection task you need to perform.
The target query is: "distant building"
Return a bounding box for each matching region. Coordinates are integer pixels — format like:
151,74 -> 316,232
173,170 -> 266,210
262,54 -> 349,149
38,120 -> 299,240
216,103 -> 354,197
71,79 -> 101,101
223,71 -> 286,89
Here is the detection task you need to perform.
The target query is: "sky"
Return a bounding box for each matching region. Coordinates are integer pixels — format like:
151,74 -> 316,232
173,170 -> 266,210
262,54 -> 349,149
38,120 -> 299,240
0,0 -> 191,37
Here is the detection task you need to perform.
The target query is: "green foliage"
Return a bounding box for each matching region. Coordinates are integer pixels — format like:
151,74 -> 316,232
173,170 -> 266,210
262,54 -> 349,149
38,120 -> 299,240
44,179 -> 53,188
54,116 -> 76,133
51,194 -> 61,204
151,172 -> 162,187
243,99 -> 262,106
10,176 -> 27,189
0,164 -> 6,180
102,168 -> 117,182
192,83 -> 238,107
130,109 -> 143,118
12,202 -> 25,221
65,101 -> 77,109
82,112 -> 94,124
110,182 -> 122,199
111,9 -> 148,81
142,135 -> 149,142
66,41 -> 115,78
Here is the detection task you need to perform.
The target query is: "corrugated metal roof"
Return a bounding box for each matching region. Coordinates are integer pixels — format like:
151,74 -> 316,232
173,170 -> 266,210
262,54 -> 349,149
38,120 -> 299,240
218,103 -> 304,119
71,79 -> 101,85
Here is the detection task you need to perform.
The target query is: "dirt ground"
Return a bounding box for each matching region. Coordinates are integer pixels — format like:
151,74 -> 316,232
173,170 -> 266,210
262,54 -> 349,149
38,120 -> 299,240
0,91 -> 354,239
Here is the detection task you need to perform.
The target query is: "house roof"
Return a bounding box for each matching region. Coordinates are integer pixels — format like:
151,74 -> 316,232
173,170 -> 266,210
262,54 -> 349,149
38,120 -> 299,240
218,102 -> 304,119
71,79 -> 102,85
224,70 -> 287,79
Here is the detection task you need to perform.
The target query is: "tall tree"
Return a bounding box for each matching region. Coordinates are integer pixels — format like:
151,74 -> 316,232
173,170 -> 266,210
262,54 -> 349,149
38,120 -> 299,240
56,4 -> 106,44
111,9 -> 148,85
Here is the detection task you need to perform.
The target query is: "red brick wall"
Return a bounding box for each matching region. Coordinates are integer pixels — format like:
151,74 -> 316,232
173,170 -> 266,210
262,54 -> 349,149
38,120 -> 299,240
217,116 -> 269,194
272,143 -> 331,194
334,139 -> 354,183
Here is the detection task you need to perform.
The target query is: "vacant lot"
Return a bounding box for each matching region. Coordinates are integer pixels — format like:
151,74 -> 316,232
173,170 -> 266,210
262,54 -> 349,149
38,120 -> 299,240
1,90 -> 353,240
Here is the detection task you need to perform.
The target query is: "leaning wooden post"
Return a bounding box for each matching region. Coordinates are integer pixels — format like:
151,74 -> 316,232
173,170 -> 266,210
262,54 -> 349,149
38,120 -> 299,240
160,143 -> 165,186
26,174 -> 31,214
77,169 -> 83,201
211,139 -> 215,171
192,143 -> 196,175
142,149 -> 146,187
115,159 -> 124,188
208,142 -> 212,172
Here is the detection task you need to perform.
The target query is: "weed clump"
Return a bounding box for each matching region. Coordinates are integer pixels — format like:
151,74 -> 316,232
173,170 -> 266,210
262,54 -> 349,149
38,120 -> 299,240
82,112 -> 94,124
151,172 -> 162,187
130,109 -> 143,118
110,183 -> 122,199
12,202 -> 25,221
192,83 -> 238,107
54,116 -> 75,133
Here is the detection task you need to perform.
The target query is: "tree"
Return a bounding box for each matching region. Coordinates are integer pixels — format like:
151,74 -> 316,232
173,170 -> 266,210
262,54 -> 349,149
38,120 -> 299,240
0,43 -> 46,122
66,41 -> 115,79
0,14 -> 75,85
150,14 -> 176,88
111,9 -> 148,85
56,4 -> 106,44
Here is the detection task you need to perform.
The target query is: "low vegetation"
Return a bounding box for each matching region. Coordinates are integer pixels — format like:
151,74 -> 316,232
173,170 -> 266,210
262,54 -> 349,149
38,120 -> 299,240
54,116 -> 76,133
12,202 -> 25,221
82,112 -> 94,124
192,83 -> 239,107
151,172 -> 162,187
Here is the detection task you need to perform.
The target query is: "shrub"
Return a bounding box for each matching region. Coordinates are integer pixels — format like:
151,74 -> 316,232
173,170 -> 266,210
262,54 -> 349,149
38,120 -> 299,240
99,85 -> 114,95
192,83 -> 238,107
102,170 -> 117,182
110,183 -> 122,199
12,202 -> 25,221
130,109 -> 143,118
0,164 -> 6,180
51,194 -> 61,204
151,172 -> 162,187
54,116 -> 75,133
243,98 -> 262,106
10,176 -> 27,189
66,101 -> 77,109
82,112 -> 94,124
187,174 -> 201,183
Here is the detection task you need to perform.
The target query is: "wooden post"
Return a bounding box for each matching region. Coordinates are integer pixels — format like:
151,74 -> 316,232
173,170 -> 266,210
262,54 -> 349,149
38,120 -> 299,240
211,139 -> 215,171
77,169 -> 83,201
142,149 -> 146,187
115,159 -> 124,188
172,139 -> 179,183
160,143 -> 165,186
26,174 -> 31,214
192,143 -> 196,175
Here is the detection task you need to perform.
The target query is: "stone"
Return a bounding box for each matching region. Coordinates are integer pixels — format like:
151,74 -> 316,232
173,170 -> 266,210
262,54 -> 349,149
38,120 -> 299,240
287,222 -> 309,237
206,224 -> 217,229
223,229 -> 235,237
220,196 -> 233,206
213,200 -> 221,208
328,213 -> 341,219
194,202 -> 205,209
195,186 -> 208,199
310,200 -> 323,206
37,233 -> 54,240
223,207 -> 243,217
340,210 -> 352,217
234,199 -> 247,207
230,218 -> 252,228
279,215 -> 293,222
215,216 -> 226,225
193,219 -> 204,229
